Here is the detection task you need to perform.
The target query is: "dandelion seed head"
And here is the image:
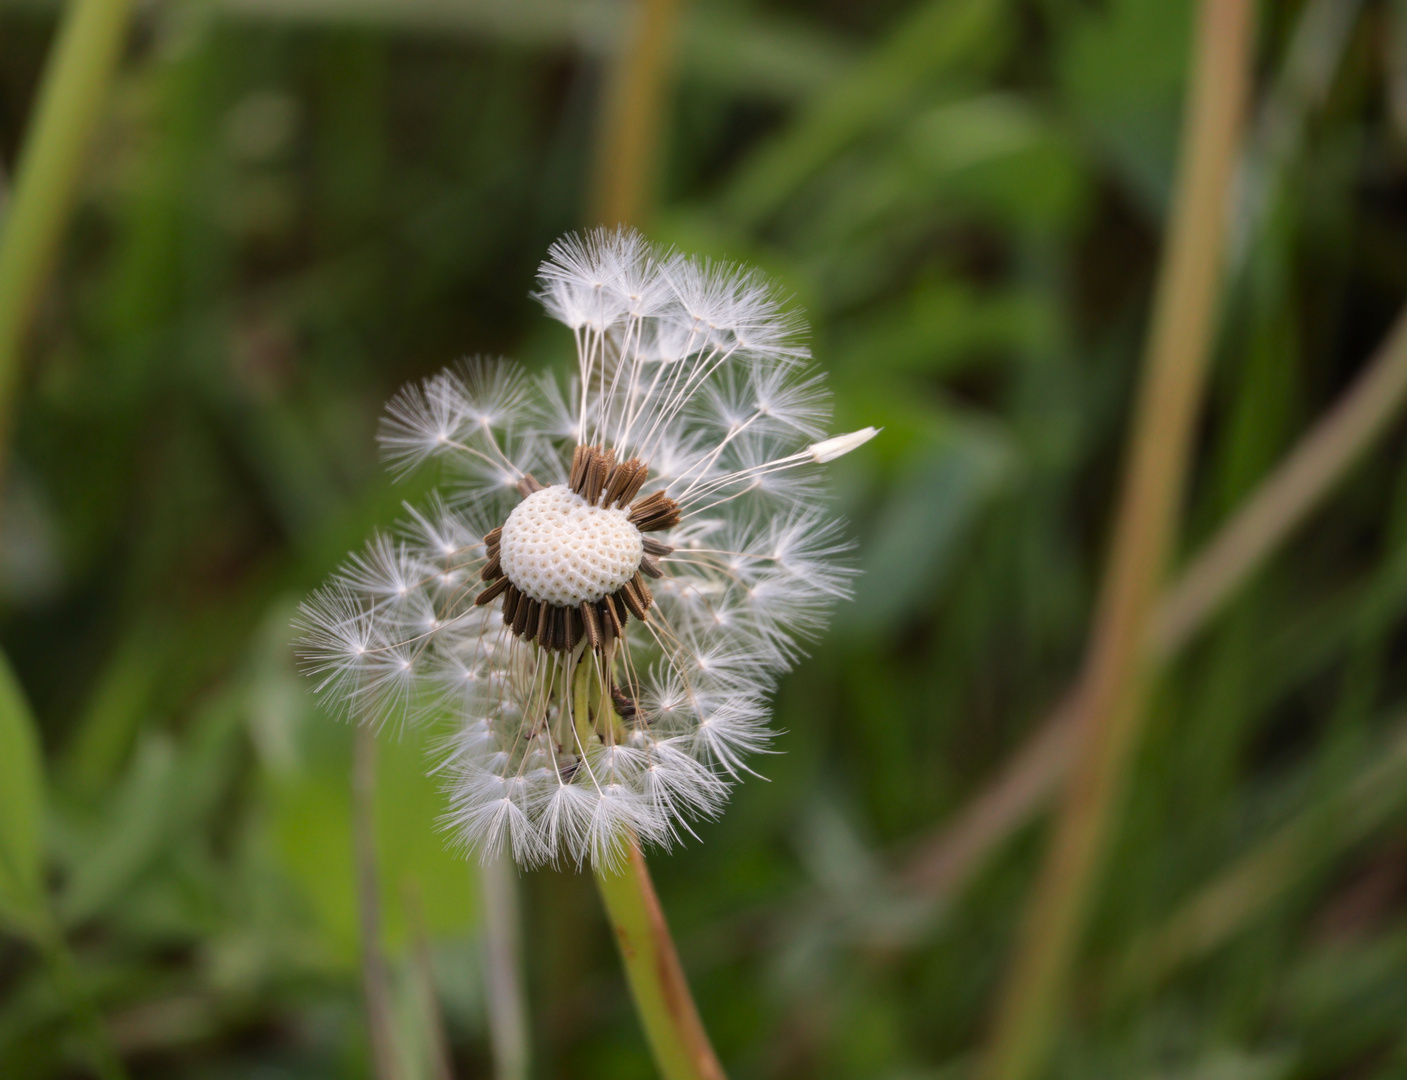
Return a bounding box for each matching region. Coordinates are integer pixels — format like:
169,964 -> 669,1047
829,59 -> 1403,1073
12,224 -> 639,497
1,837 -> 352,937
296,228 -> 875,869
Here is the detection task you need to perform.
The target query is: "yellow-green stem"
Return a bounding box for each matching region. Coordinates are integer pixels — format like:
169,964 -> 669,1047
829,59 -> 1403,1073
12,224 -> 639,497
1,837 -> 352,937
572,658 -> 723,1079
589,0 -> 683,228
593,840 -> 725,1080
0,0 -> 137,460
979,2 -> 1256,1078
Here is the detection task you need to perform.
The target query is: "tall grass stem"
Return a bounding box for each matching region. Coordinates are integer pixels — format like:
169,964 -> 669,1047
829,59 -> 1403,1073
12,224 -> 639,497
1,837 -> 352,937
903,302 -> 1407,908
0,0 -> 137,460
979,2 -> 1256,1077
1153,306 -> 1407,650
589,0 -> 682,227
902,0 -> 1380,916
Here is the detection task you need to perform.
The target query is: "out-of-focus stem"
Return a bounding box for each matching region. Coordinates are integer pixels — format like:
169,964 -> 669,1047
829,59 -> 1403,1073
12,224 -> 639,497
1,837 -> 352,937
901,0 -> 1376,916
901,301 -> 1407,906
979,3 -> 1256,1079
0,0 -> 137,460
1152,306 -> 1407,653
403,882 -> 457,1080
589,0 -> 683,228
352,724 -> 400,1080
480,855 -> 530,1080
593,840 -> 725,1080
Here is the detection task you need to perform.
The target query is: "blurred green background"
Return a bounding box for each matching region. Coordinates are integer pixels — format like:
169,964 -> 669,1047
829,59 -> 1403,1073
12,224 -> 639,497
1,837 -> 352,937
3,0 -> 1407,1076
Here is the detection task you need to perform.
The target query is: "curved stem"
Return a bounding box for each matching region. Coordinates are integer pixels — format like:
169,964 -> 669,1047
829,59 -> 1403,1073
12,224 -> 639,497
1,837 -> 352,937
1151,305 -> 1407,654
899,0 -> 1383,917
593,841 -> 725,1080
900,299 -> 1407,908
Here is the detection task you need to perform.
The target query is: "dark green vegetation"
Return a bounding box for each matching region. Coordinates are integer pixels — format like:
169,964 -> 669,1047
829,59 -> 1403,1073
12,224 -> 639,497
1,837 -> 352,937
3,0 -> 1407,1076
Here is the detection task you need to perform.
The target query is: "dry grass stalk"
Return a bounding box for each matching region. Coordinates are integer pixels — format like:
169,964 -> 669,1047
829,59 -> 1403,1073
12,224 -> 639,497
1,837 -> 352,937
901,306 -> 1407,908
979,1 -> 1257,1076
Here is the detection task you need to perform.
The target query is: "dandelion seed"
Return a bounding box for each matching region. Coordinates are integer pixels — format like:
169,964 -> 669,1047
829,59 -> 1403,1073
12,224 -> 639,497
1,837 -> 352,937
296,228 -> 875,870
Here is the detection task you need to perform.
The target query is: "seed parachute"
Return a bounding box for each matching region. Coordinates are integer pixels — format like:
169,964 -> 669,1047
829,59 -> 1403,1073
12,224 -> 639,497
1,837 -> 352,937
297,228 -> 877,869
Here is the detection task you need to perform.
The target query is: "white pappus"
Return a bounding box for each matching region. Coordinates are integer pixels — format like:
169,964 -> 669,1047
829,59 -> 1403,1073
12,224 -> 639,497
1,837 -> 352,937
297,227 -> 878,870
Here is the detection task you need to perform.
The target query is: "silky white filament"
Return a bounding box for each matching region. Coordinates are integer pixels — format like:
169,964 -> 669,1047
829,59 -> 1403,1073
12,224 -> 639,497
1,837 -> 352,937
297,227 -> 873,870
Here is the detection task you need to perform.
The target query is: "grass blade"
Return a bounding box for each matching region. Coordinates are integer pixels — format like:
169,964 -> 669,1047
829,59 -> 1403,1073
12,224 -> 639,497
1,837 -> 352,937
0,647 -> 45,937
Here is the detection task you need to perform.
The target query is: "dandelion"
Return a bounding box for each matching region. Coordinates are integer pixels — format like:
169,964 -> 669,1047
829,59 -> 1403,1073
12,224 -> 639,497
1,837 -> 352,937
297,227 -> 877,870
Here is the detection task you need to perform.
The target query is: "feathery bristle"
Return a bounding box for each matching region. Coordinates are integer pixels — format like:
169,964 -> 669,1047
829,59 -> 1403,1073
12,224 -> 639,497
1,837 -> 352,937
295,227 -> 874,870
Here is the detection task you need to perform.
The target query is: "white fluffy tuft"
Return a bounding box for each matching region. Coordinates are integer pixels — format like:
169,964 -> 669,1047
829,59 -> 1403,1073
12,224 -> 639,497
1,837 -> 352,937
296,229 -> 875,870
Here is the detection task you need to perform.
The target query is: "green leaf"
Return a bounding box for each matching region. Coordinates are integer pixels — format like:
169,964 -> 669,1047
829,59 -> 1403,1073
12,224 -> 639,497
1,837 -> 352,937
57,689 -> 245,926
58,733 -> 178,926
0,648 -> 47,937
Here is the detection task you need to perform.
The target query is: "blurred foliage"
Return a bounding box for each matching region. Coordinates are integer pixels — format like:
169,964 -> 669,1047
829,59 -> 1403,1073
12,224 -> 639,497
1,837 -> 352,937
3,0 -> 1407,1076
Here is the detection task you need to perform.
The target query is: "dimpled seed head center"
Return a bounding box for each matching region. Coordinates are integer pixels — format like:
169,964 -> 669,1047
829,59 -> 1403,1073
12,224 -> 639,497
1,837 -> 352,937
498,485 -> 644,607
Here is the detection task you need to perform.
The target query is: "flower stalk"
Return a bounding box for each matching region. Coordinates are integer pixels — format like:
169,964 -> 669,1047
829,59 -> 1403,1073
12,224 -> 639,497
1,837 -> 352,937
593,839 -> 726,1080
575,630 -> 726,1079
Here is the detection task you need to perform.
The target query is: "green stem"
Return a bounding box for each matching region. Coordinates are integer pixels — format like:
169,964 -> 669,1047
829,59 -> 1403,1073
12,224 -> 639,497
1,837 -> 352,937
574,657 -> 722,1079
593,841 -> 725,1080
0,0 -> 138,459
